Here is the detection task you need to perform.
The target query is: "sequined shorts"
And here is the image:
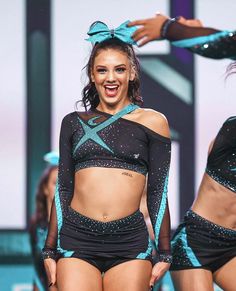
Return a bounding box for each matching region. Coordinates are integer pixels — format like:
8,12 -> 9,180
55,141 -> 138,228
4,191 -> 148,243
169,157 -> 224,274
58,208 -> 152,272
170,210 -> 236,273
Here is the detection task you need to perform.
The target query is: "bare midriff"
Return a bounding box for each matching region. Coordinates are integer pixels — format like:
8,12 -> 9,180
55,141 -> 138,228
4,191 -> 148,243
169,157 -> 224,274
192,173 -> 236,230
70,167 -> 146,222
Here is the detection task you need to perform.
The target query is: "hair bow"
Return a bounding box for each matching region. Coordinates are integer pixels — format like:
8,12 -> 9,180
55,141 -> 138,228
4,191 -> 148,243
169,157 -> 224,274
86,20 -> 137,45
44,151 -> 59,166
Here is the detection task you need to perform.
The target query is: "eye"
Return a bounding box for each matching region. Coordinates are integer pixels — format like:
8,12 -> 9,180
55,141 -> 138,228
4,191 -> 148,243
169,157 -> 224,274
97,68 -> 107,73
116,67 -> 126,73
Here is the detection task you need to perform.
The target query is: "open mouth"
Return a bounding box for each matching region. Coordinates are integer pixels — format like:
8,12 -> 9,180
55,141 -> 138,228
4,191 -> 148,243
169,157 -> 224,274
104,85 -> 119,97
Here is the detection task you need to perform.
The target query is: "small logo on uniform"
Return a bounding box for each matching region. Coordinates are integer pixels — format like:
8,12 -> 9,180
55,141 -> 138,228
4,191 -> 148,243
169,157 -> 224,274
134,153 -> 140,159
88,116 -> 102,127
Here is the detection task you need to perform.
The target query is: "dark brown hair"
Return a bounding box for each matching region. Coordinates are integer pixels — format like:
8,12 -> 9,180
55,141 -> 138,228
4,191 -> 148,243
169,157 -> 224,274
80,37 -> 142,110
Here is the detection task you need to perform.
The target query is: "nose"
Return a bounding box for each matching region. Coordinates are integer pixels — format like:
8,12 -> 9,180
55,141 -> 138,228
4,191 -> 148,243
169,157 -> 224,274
106,71 -> 116,82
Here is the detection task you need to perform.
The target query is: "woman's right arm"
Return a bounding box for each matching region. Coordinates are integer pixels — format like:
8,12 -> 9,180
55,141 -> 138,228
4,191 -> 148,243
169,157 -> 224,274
166,20 -> 236,59
42,114 -> 75,285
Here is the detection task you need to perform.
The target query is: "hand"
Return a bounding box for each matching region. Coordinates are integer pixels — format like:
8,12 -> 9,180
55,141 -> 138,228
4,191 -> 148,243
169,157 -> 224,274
149,261 -> 170,288
177,16 -> 203,27
128,14 -> 169,46
44,258 -> 57,287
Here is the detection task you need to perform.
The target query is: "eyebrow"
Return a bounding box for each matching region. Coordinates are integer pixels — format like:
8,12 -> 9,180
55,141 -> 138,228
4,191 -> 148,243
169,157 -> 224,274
95,64 -> 127,68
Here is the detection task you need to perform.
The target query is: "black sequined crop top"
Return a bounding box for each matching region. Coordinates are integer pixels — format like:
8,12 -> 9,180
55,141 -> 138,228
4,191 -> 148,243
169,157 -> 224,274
165,22 -> 236,59
72,110 -> 149,175
206,117 -> 236,192
43,104 -> 172,263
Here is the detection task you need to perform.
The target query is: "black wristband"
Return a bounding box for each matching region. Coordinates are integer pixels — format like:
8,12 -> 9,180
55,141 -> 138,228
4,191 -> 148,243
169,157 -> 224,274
159,253 -> 173,264
42,248 -> 57,260
160,18 -> 176,39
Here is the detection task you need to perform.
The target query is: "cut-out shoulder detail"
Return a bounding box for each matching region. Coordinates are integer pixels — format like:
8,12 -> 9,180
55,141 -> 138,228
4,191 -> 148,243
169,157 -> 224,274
134,108 -> 170,138
92,107 -> 170,139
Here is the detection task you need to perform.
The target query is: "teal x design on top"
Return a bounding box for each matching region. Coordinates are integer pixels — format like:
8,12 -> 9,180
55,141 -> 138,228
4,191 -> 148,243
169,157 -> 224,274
74,116 -> 114,154
73,104 -> 139,155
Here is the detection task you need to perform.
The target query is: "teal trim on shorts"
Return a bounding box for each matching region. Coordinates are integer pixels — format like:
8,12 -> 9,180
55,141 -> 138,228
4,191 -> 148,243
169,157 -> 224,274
172,227 -> 201,267
136,237 -> 153,259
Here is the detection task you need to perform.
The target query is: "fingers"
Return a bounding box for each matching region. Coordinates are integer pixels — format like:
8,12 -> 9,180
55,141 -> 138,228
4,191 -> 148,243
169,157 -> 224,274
128,19 -> 146,27
176,16 -> 186,24
44,259 -> 57,286
176,16 -> 203,27
149,271 -> 160,286
47,273 -> 56,287
132,27 -> 160,46
132,27 -> 146,40
137,37 -> 151,47
196,19 -> 203,27
132,28 -> 152,47
149,263 -> 166,287
50,270 -> 56,285
189,19 -> 203,27
149,275 -> 155,287
149,272 -> 163,291
48,276 -> 56,288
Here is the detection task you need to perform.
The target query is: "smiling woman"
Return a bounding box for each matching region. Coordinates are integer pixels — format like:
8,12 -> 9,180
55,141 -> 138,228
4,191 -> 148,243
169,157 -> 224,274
42,21 -> 172,291
82,28 -> 142,110
91,48 -> 135,104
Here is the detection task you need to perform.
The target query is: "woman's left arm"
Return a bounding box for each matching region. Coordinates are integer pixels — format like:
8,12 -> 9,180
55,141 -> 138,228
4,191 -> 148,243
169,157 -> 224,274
146,114 -> 172,286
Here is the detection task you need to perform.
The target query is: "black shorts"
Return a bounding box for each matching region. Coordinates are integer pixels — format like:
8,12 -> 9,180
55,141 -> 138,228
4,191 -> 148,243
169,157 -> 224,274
170,210 -> 236,273
57,207 -> 153,272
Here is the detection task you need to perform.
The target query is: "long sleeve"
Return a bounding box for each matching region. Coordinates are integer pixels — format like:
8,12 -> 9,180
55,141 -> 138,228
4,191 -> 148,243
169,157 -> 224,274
147,133 -> 172,263
42,114 -> 75,259
165,21 -> 236,59
42,200 -> 58,259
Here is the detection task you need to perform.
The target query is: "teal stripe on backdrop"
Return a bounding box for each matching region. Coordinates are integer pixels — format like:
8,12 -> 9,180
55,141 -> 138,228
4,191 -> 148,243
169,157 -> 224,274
0,265 -> 34,291
0,232 -> 31,262
140,58 -> 192,105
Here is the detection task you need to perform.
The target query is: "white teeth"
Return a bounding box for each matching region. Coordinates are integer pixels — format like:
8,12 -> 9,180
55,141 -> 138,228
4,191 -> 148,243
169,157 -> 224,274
105,85 -> 118,89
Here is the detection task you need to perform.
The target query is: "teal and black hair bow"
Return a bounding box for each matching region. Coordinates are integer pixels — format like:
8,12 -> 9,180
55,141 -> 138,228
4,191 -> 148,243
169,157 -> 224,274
86,20 -> 137,45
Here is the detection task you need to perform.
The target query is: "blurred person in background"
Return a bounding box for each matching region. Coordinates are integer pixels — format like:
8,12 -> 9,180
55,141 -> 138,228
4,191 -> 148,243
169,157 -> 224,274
30,152 -> 59,291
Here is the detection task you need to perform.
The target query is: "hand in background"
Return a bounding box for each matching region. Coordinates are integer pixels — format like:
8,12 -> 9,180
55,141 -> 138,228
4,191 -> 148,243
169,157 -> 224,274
128,14 -> 168,46
129,14 -> 203,47
177,16 -> 203,27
